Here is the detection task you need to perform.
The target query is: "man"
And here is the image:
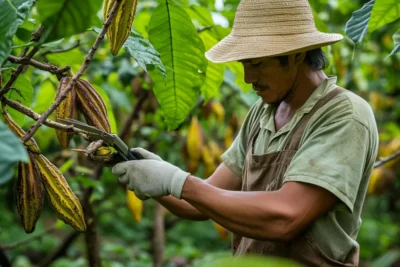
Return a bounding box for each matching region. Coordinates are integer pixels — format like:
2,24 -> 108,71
111,0 -> 378,266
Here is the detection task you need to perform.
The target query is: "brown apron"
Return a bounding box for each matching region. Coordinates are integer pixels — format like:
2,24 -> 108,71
232,87 -> 359,266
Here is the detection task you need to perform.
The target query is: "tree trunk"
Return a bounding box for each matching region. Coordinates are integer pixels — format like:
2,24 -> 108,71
153,202 -> 165,267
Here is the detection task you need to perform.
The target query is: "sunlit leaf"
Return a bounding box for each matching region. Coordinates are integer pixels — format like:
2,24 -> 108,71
369,0 -> 400,33
199,31 -> 224,102
148,0 -> 207,130
345,0 -> 374,43
123,30 -> 166,79
0,0 -> 34,63
2,70 -> 34,125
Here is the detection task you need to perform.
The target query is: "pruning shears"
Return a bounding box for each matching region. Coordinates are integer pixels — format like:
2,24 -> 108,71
57,118 -> 143,161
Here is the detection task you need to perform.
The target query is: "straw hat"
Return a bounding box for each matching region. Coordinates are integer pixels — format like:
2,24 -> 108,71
205,0 -> 343,63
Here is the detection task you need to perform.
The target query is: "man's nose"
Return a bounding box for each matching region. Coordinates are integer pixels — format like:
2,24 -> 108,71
243,65 -> 257,84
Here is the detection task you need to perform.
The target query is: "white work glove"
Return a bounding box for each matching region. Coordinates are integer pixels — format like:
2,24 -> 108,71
112,149 -> 190,200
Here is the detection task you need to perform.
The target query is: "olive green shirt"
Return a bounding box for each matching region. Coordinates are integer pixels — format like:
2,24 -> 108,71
221,76 -> 379,262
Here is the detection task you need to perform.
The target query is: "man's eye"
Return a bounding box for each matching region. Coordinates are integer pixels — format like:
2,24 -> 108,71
252,62 -> 262,67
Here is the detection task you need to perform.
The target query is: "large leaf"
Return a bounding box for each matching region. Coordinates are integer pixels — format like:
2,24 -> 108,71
36,0 -> 102,41
0,0 -> 34,64
123,30 -> 166,79
2,69 -> 34,125
0,120 -> 28,185
345,0 -> 375,43
148,0 -> 207,130
199,31 -> 224,102
369,0 -> 400,33
387,29 -> 400,57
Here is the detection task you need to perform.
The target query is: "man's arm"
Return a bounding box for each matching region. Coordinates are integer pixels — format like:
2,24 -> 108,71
181,177 -> 337,242
156,163 -> 242,221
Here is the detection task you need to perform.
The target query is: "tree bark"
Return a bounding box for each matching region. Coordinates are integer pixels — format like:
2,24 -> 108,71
83,166 -> 104,267
153,202 -> 165,267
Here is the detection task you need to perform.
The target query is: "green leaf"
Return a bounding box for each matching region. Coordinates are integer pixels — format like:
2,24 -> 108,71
0,120 -> 28,185
148,0 -> 207,130
369,0 -> 400,33
46,47 -> 84,73
345,0 -> 374,43
2,69 -> 34,125
195,254 -> 301,267
123,30 -> 166,79
36,0 -> 102,41
199,31 -> 224,102
186,5 -> 214,28
32,79 -> 56,114
371,250 -> 400,267
387,30 -> 400,57
0,0 -> 34,64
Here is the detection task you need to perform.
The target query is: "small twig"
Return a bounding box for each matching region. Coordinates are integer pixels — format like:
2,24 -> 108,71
0,26 -> 45,99
374,149 -> 400,168
7,55 -> 70,74
0,246 -> 11,267
40,40 -> 81,57
21,0 -> 122,143
37,231 -> 80,267
0,226 -> 56,250
120,89 -> 149,143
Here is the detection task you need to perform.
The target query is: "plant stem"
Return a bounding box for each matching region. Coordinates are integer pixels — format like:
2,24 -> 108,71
374,149 -> 400,168
20,0 -> 122,143
7,55 -> 70,75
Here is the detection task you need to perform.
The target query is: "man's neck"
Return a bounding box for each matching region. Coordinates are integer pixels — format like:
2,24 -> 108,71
277,67 -> 328,117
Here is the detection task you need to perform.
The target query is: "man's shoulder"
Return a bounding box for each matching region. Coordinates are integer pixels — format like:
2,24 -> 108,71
337,88 -> 377,131
317,87 -> 377,132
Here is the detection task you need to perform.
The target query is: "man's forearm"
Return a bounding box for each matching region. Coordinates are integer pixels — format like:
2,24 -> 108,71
181,176 -> 293,241
155,195 -> 209,221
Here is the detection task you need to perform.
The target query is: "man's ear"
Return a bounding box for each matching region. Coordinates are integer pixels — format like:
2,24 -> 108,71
295,52 -> 306,65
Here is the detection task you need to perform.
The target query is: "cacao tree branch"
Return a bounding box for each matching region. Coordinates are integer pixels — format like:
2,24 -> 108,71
374,149 -> 400,168
0,26 -> 45,99
0,226 -> 56,250
40,40 -> 81,57
21,0 -> 122,143
37,231 -> 80,267
2,97 -> 87,135
7,55 -> 70,75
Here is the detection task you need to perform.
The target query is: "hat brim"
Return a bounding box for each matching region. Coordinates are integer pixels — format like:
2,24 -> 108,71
205,32 -> 343,63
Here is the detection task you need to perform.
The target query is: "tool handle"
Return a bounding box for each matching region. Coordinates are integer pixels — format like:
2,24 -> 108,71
126,149 -> 144,160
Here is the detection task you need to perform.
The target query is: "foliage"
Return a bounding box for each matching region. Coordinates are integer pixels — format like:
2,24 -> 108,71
0,0 -> 399,266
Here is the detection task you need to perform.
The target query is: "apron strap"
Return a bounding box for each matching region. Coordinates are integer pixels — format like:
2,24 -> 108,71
284,87 -> 346,151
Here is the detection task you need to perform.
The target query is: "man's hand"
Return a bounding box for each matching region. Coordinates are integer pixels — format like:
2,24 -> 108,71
112,159 -> 190,200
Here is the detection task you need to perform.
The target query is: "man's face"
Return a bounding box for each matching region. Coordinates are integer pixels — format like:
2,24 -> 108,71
239,55 -> 298,104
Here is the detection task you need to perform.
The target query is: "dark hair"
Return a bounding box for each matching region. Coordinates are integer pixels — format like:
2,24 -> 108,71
274,48 -> 329,71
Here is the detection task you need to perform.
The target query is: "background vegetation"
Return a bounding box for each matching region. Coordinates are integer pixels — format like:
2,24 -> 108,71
0,0 -> 399,266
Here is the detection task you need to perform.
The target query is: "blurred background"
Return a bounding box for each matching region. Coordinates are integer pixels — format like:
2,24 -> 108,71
0,0 -> 399,266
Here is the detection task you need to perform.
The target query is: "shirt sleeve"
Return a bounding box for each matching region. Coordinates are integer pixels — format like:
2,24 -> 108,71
221,100 -> 263,177
284,118 -> 371,212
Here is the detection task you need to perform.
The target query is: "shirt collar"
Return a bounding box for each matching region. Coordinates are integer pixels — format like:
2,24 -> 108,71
259,76 -> 337,132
